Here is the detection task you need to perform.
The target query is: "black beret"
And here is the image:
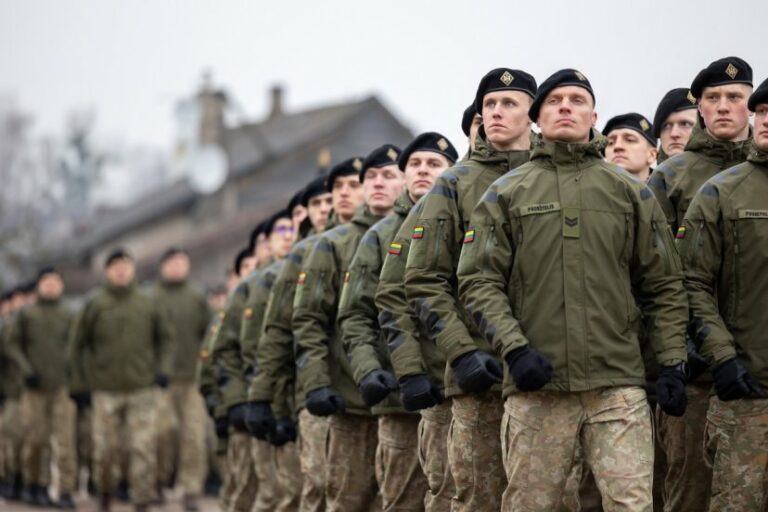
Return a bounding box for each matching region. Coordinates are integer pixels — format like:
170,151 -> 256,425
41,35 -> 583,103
360,144 -> 402,182
690,56 -> 753,99
602,112 -> 656,146
474,68 -> 537,114
233,247 -> 253,276
20,281 -> 36,294
461,104 -> 478,137
287,188 -> 304,213
36,266 -> 60,283
104,248 -> 133,268
300,174 -> 328,207
398,132 -> 459,171
265,209 -> 292,235
159,247 -> 188,264
652,88 -> 698,138
529,68 -> 595,122
748,77 -> 768,112
248,220 -> 269,251
326,157 -> 364,192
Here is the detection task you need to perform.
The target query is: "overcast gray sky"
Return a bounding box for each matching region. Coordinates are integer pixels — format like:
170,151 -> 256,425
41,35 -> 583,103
1,0 -> 767,154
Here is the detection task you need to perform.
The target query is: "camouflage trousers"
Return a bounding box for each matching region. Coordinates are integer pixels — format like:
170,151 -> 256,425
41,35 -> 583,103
657,383 -> 711,512
419,399 -> 455,512
76,405 -> 92,477
274,440 -> 302,512
298,408 -> 328,512
704,396 -> 768,511
226,430 -> 257,512
1,399 -> 23,480
20,388 -> 77,492
449,392 -> 505,511
157,382 -> 208,496
251,438 -> 278,511
92,387 -> 159,504
501,387 -> 653,512
376,414 -> 428,511
326,413 -> 380,512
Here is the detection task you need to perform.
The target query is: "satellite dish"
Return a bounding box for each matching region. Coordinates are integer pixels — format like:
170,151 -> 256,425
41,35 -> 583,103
188,144 -> 228,194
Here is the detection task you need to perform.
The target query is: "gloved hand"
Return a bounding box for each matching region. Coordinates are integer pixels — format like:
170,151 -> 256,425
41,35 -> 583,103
399,374 -> 443,412
686,339 -> 709,382
505,346 -> 553,391
269,419 -> 298,446
69,391 -> 91,410
214,416 -> 230,439
657,365 -> 688,416
451,350 -> 503,393
358,369 -> 397,406
154,374 -> 169,389
25,374 -> 40,389
713,358 -> 766,401
227,403 -> 249,432
305,386 -> 346,416
244,401 -> 276,440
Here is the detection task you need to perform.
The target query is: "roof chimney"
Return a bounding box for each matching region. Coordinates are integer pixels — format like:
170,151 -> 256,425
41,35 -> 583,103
269,85 -> 284,119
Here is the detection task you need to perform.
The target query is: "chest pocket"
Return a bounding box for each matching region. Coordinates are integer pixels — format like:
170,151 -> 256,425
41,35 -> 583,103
726,210 -> 768,325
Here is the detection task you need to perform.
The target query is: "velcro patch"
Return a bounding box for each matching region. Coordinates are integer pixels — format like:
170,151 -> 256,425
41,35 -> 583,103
738,209 -> 768,219
388,243 -> 402,256
519,202 -> 561,216
562,208 -> 580,238
412,226 -> 425,239
463,229 -> 476,244
676,226 -> 687,239
297,272 -> 306,285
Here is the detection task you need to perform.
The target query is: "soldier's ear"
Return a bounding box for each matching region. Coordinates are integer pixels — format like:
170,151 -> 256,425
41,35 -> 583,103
591,111 -> 598,127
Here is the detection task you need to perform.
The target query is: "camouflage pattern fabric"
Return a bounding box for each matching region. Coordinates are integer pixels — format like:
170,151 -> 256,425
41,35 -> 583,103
418,399 -> 454,512
250,438 -> 278,511
226,430 -> 258,512
298,408 -> 328,512
375,414 -> 427,511
274,441 -> 302,512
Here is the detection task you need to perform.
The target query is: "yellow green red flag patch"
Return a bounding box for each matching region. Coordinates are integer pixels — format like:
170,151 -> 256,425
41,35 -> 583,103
412,226 -> 425,239
388,242 -> 402,255
676,226 -> 686,240
297,272 -> 306,285
463,229 -> 476,244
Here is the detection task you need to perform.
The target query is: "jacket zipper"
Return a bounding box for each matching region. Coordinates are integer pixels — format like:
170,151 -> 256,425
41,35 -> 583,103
431,219 -> 445,271
651,221 -> 672,273
730,222 -> 740,325
482,225 -> 497,271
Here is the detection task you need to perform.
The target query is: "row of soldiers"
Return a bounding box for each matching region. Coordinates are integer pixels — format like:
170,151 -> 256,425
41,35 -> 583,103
0,249 -> 219,511
1,53 -> 766,512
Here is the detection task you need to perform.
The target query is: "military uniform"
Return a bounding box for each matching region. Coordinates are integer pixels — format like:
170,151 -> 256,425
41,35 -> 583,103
457,135 -> 688,510
648,123 -> 751,511
6,297 -> 77,497
338,191 -> 429,511
0,317 -> 24,498
679,143 -> 768,510
403,133 -> 530,510
252,231 -> 329,512
154,279 -> 211,499
69,283 -> 174,506
293,205 -> 383,512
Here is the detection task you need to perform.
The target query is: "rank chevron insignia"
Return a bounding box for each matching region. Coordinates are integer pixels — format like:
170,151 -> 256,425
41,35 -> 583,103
564,216 -> 578,227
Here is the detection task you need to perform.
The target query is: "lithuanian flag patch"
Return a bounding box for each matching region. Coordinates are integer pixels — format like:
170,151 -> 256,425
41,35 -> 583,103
463,229 -> 476,244
297,272 -> 306,285
412,226 -> 425,239
244,308 -> 254,320
388,242 -> 402,256
676,226 -> 686,240
343,272 -> 350,283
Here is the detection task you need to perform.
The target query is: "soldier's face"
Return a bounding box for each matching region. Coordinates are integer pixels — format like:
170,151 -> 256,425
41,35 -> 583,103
754,103 -> 768,151
331,175 -> 364,222
482,90 -> 532,149
239,255 -> 257,277
659,109 -> 697,156
605,128 -> 657,180
255,233 -> 271,265
160,254 -> 191,282
537,86 -> 597,143
404,151 -> 451,201
105,258 -> 135,287
291,205 -> 307,233
268,217 -> 295,260
363,165 -> 404,215
698,84 -> 752,141
468,114 -> 482,151
307,193 -> 332,232
36,273 -> 64,300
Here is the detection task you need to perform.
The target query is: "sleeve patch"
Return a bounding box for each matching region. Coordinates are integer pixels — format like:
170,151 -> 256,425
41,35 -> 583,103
676,226 -> 687,239
463,229 -> 476,244
296,272 -> 306,285
412,226 -> 425,239
387,242 -> 402,256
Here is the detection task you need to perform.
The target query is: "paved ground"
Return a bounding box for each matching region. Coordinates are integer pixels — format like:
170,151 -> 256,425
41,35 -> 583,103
0,494 -> 220,511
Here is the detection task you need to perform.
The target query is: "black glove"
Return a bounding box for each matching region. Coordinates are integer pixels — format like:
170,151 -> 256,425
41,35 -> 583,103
686,339 -> 709,382
505,346 -> 553,391
451,350 -> 503,393
69,391 -> 91,410
0,392 -> 5,406
305,386 -> 346,416
713,358 -> 766,401
269,419 -> 298,446
227,403 -> 249,432
358,369 -> 397,406
399,374 -> 443,412
154,374 -> 169,389
214,416 -> 230,439
25,374 -> 41,389
244,401 -> 276,440
657,364 -> 688,416
203,393 -> 218,418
